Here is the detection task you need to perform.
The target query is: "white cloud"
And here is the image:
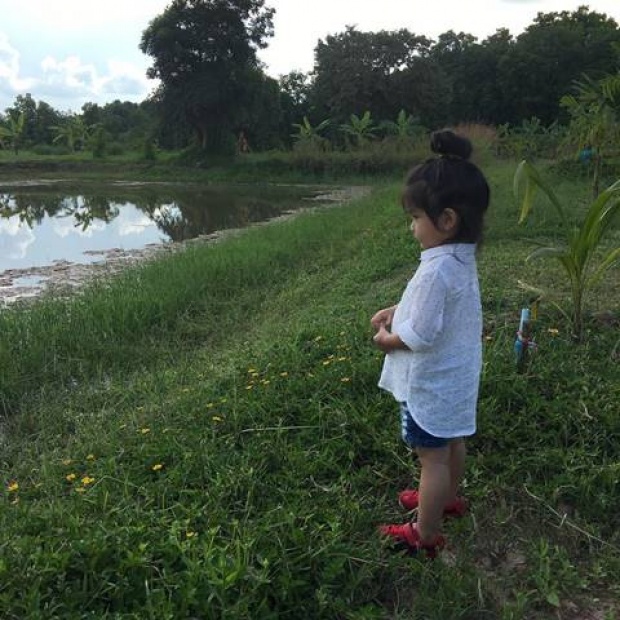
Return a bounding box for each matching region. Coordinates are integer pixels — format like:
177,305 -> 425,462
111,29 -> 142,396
41,55 -> 98,92
100,60 -> 152,97
0,45 -> 154,111
0,0 -> 163,111
0,34 -> 34,95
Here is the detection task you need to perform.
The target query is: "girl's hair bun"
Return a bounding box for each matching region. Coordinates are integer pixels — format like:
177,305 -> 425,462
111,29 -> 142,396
430,129 -> 472,161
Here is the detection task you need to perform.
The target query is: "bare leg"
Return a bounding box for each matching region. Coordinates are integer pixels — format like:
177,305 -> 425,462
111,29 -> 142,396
448,438 -> 466,503
416,446 -> 451,543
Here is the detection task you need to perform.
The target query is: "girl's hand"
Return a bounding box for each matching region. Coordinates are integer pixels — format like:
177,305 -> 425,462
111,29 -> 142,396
373,323 -> 405,353
371,306 -> 396,331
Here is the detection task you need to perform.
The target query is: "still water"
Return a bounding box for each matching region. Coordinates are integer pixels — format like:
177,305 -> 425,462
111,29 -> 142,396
0,181 -> 332,273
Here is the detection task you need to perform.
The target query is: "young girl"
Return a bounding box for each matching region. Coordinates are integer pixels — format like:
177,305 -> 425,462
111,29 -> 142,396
372,129 -> 490,558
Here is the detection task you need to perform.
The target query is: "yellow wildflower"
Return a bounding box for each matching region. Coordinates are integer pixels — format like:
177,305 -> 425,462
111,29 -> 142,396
7,481 -> 19,493
547,328 -> 559,335
152,463 -> 164,472
340,377 -> 351,383
62,459 -> 73,466
279,371 -> 289,377
86,454 -> 96,461
212,415 -> 224,423
140,428 -> 151,435
186,531 -> 197,539
66,473 -> 77,482
81,476 -> 95,486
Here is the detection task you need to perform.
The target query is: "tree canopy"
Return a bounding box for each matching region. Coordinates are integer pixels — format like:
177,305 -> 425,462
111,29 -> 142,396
139,0 -> 275,152
306,8 -> 620,130
311,27 -> 433,125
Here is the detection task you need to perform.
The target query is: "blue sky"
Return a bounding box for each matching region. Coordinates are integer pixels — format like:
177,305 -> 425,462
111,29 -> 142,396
1,0 -> 619,114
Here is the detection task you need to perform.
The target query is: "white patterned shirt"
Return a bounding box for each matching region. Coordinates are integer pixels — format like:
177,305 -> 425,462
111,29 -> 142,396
378,243 -> 482,438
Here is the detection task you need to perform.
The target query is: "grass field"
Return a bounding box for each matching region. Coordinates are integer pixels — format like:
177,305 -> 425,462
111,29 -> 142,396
0,155 -> 618,618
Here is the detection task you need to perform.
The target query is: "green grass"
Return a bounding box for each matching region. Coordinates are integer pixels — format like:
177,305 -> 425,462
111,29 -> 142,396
0,146 -> 422,185
0,158 -> 618,618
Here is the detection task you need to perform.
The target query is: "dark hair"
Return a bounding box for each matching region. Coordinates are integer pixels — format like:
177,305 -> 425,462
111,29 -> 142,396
402,129 -> 490,244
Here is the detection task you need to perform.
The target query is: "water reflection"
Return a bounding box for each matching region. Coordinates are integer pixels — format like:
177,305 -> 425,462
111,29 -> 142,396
0,183 -> 317,273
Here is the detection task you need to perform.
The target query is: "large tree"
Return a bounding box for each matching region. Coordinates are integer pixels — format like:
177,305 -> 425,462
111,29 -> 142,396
498,6 -> 620,124
311,27 -> 434,126
140,0 -> 275,152
430,29 -> 514,124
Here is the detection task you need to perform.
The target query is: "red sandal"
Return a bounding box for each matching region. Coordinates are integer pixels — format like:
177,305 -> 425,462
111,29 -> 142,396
398,489 -> 468,517
378,522 -> 445,559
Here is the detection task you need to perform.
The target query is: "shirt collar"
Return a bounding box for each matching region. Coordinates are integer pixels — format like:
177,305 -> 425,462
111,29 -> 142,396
420,243 -> 477,262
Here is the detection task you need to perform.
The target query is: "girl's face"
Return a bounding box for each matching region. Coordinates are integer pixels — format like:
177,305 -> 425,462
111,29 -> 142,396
409,207 -> 454,249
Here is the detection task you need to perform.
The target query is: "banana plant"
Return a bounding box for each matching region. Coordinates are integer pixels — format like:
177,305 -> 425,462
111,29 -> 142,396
291,116 -> 330,144
0,111 -> 25,155
514,159 -> 620,341
340,111 -> 377,149
380,109 -> 425,149
380,109 -> 418,137
51,116 -> 92,152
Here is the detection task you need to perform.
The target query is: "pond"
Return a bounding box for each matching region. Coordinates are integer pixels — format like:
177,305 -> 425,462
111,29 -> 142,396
0,180 -> 367,304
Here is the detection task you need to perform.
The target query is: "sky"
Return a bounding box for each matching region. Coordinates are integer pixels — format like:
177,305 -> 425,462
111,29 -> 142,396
1,0 -> 620,114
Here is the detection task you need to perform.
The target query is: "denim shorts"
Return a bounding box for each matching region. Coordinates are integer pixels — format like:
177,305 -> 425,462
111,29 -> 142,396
400,403 -> 450,449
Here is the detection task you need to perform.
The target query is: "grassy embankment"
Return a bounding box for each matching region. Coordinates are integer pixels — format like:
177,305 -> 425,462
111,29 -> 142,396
0,154 -> 618,618
0,145 -> 438,184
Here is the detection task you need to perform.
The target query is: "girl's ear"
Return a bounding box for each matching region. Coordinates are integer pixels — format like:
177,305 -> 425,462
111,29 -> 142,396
439,208 -> 459,233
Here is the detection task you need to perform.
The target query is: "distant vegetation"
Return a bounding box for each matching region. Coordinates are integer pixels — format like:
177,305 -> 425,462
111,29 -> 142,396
1,4 -> 619,166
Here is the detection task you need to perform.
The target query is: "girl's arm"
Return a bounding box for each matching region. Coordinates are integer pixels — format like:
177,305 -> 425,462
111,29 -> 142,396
394,270 -> 447,351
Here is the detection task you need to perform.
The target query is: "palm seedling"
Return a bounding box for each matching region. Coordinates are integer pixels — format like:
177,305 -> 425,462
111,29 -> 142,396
514,160 -> 620,342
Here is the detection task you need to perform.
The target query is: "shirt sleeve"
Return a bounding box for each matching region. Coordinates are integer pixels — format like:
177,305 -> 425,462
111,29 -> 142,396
393,269 -> 447,351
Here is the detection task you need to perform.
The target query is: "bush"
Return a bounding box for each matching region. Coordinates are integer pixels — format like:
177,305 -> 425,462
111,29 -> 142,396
142,138 -> 158,162
30,144 -> 72,156
106,142 -> 126,156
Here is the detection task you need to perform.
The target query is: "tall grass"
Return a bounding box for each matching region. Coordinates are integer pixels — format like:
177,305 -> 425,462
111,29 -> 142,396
0,159 -> 618,618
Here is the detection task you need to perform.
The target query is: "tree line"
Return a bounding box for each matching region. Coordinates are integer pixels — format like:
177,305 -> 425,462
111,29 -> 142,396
1,1 -> 619,157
